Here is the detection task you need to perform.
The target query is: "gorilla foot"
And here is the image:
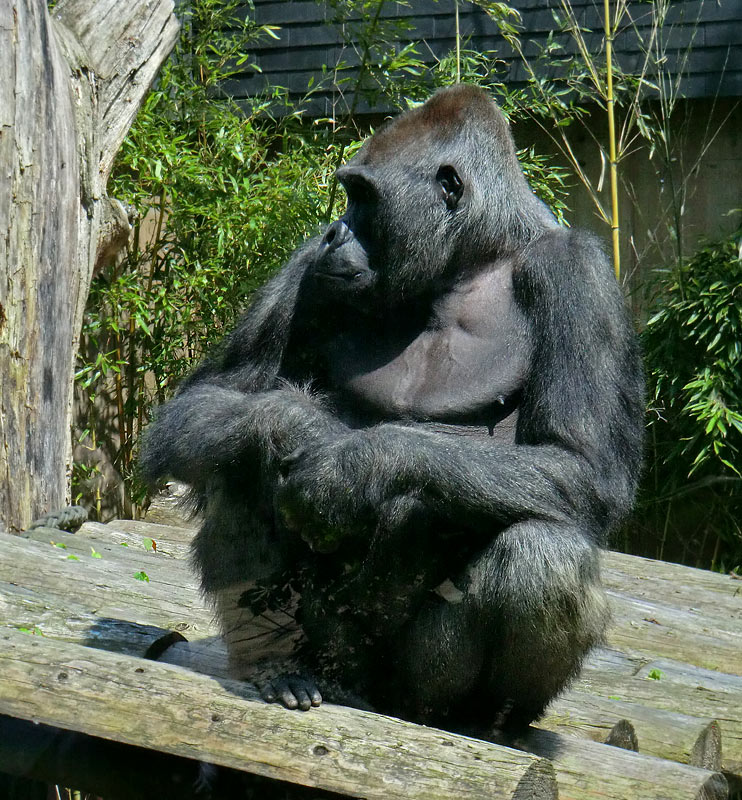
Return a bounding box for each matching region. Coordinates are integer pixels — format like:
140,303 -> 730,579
257,673 -> 322,711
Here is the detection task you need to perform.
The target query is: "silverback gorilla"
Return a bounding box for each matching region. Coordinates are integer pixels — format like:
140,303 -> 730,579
141,84 -> 644,734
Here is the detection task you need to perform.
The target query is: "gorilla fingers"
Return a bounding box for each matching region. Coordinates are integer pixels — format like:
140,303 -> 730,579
141,385 -> 346,489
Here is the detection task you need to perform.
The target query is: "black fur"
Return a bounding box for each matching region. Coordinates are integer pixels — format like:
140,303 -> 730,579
140,85 -> 644,734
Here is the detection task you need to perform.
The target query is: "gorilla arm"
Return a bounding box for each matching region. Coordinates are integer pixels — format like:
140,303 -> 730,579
140,240 -> 346,489
276,229 -> 645,548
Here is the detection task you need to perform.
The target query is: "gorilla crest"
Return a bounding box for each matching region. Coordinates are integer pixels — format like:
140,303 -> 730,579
141,84 -> 644,734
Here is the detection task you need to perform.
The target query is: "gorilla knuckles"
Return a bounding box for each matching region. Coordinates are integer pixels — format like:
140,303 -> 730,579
140,85 -> 644,735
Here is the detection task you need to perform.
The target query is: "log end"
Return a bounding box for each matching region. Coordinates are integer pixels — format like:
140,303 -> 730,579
513,758 -> 558,800
695,770 -> 729,800
605,719 -> 639,752
690,721 -> 722,772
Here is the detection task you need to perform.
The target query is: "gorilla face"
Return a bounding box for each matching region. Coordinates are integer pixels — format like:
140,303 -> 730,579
311,154 -> 468,307
310,167 -> 379,304
310,84 -> 554,308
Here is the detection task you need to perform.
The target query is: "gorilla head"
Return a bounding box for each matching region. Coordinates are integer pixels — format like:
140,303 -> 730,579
311,85 -> 557,305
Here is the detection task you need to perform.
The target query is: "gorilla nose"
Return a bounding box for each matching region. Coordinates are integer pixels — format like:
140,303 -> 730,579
321,220 -> 351,253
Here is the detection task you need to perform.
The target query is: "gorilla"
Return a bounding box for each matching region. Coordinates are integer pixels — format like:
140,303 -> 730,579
141,84 -> 644,735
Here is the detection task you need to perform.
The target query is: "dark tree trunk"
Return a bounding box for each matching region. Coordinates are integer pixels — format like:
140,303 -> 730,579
0,0 -> 178,532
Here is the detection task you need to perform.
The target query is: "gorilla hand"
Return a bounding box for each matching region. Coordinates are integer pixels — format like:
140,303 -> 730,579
276,430 -> 389,552
140,384 -> 347,488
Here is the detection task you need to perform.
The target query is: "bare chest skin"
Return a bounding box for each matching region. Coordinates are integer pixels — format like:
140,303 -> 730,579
322,260 -> 532,436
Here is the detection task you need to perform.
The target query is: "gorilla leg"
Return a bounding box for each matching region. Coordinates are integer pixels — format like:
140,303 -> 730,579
180,390 -> 349,704
191,483 -> 305,683
400,521 -> 607,733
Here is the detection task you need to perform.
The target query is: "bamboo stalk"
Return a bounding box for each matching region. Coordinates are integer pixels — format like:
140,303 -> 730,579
455,0 -> 461,83
604,0 -> 621,280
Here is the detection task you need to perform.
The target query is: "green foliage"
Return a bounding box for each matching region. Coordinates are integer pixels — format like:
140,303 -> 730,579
325,0 -> 429,113
642,228 -> 742,567
645,230 -> 742,479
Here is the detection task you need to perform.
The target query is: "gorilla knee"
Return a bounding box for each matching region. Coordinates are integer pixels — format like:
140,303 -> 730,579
473,523 -> 608,723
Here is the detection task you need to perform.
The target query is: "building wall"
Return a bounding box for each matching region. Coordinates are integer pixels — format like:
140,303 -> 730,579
234,0 -> 742,113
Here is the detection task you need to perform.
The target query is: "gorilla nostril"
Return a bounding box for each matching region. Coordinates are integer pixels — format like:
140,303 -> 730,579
322,221 -> 350,251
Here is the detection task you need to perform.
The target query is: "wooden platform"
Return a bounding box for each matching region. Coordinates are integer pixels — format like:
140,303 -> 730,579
1,517 -> 740,799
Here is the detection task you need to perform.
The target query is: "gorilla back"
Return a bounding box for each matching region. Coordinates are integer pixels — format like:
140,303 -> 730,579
141,84 -> 644,734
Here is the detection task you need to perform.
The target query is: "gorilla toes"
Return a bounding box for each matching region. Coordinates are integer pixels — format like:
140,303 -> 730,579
258,673 -> 323,711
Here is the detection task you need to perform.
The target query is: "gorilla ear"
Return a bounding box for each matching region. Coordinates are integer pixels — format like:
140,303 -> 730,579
436,165 -> 464,210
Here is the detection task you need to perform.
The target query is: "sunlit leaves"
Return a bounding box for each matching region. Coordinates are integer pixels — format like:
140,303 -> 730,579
644,229 -> 742,480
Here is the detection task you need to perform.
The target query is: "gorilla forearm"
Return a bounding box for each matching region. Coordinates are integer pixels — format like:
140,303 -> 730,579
374,426 -> 619,532
277,422 -> 627,552
140,384 -> 346,487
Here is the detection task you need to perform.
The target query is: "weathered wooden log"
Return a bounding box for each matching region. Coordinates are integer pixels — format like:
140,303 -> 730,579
1,531 -> 230,675
0,0 -> 178,531
110,517 -> 197,543
633,659 -> 742,694
518,728 -> 728,800
605,589 -> 742,675
0,625 -> 731,800
539,692 -> 722,769
569,669 -> 742,775
0,532 -> 216,649
604,551 -> 742,611
21,523 -> 190,564
77,519 -> 195,559
0,627 -> 558,800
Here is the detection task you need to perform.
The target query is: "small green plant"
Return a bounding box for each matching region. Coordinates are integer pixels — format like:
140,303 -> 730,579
18,626 -> 44,636
647,668 -> 664,681
133,571 -> 150,583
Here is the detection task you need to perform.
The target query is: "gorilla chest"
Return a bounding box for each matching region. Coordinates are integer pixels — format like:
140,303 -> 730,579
323,266 -> 532,422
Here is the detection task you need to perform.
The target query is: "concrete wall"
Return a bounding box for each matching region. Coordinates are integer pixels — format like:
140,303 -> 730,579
511,98 -> 742,314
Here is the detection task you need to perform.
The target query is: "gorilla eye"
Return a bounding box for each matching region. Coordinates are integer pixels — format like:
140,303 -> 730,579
337,169 -> 378,206
436,165 -> 464,210
347,181 -> 376,205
